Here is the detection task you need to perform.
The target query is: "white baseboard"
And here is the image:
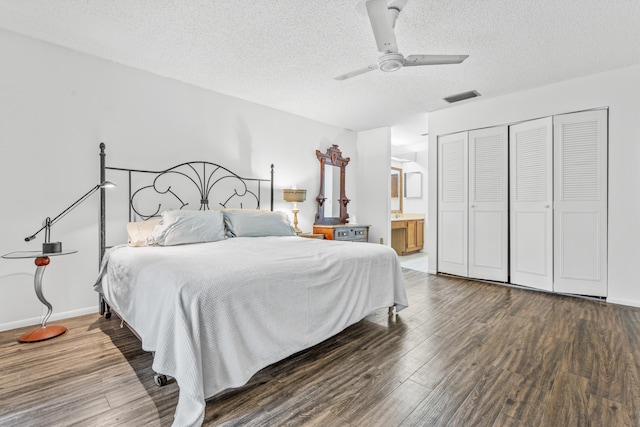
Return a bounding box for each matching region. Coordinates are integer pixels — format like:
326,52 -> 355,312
0,306 -> 97,332
606,297 -> 640,309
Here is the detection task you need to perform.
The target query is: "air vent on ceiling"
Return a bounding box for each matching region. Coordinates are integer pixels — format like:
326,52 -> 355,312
443,90 -> 481,103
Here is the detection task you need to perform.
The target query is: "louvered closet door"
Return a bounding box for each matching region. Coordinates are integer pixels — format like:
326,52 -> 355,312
553,110 -> 607,296
468,126 -> 508,282
438,132 -> 468,277
510,117 -> 553,291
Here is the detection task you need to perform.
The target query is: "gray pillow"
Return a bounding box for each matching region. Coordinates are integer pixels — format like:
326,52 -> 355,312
222,209 -> 295,237
147,210 -> 226,246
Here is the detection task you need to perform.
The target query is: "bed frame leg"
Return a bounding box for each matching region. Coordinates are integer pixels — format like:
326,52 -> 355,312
100,296 -> 112,319
388,306 -> 395,316
154,374 -> 168,387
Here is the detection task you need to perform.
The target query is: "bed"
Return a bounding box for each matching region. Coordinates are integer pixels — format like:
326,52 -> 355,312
94,143 -> 408,426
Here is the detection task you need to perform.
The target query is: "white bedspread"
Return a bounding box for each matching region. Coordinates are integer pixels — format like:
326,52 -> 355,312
95,236 -> 408,426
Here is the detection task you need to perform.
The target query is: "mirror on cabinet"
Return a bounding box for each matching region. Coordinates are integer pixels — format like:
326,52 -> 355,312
315,145 -> 350,225
391,167 -> 403,213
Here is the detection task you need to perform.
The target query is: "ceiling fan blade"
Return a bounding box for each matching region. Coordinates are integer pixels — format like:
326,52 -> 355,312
387,0 -> 409,27
388,0 -> 409,11
366,0 -> 398,53
334,64 -> 379,81
404,54 -> 469,66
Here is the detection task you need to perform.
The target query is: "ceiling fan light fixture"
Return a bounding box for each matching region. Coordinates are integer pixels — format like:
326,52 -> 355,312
378,52 -> 405,72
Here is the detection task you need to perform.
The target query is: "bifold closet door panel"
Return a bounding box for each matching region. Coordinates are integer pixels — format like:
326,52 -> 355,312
468,126 -> 508,282
438,132 -> 468,277
553,110 -> 608,296
509,117 -> 553,291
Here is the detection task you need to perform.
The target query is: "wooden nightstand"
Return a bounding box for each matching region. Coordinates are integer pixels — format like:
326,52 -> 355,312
312,224 -> 369,242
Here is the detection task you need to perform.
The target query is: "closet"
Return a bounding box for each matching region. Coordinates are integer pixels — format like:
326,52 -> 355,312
468,126 -> 508,282
437,131 -> 468,277
552,110 -> 608,296
510,117 -> 553,291
437,109 -> 608,297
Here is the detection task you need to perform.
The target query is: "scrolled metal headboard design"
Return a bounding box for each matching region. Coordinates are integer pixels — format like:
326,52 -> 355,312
125,161 -> 268,219
98,142 -> 274,263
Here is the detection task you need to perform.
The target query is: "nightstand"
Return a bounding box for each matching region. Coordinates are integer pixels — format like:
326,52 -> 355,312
1,250 -> 77,342
312,224 -> 369,242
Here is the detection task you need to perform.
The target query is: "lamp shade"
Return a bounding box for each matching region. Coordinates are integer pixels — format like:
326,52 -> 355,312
283,189 -> 306,203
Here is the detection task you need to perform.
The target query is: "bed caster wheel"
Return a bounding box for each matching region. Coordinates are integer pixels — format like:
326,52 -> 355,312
154,374 -> 168,387
105,312 -> 111,319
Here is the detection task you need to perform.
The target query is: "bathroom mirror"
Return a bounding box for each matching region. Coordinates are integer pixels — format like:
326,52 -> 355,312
315,144 -> 350,225
391,167 -> 403,213
405,171 -> 422,198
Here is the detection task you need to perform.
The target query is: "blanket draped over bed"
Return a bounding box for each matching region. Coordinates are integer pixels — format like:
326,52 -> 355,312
95,235 -> 408,426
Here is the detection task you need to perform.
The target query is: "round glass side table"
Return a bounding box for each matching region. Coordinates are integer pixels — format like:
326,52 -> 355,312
2,250 -> 77,342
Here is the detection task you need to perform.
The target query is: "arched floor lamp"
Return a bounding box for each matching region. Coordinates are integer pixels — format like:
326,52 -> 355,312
2,180 -> 116,342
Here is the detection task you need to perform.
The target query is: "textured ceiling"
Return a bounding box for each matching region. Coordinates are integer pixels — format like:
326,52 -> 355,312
1,0 -> 640,145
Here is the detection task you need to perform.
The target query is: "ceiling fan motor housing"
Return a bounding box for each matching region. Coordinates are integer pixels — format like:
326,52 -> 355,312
378,52 -> 405,72
333,0 -> 468,80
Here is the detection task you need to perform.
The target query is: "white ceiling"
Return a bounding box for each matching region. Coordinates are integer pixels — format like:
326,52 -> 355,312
1,0 -> 640,146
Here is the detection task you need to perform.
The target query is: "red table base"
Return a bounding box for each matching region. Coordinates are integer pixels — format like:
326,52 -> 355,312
18,325 -> 67,342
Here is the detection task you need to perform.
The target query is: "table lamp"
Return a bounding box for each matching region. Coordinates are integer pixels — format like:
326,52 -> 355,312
283,188 -> 306,235
25,180 -> 116,253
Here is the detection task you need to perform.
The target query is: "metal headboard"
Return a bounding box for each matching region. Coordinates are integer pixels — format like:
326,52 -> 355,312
98,142 -> 274,264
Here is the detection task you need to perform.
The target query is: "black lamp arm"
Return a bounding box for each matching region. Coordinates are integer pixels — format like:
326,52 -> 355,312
24,183 -> 102,242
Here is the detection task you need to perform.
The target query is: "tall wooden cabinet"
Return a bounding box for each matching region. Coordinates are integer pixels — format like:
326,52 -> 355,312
437,109 -> 608,297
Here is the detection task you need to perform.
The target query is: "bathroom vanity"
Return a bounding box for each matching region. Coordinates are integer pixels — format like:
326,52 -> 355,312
391,214 -> 424,256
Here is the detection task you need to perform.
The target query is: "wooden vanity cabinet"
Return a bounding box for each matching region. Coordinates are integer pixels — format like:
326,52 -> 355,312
391,219 -> 424,255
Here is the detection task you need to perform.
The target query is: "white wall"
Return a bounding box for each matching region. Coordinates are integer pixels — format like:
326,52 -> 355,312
0,29 -> 358,331
428,63 -> 640,307
356,127 -> 390,246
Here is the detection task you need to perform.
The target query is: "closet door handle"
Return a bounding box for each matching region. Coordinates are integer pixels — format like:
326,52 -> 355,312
544,204 -> 550,208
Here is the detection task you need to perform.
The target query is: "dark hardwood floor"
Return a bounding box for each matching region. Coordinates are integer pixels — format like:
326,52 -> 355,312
1,269 -> 639,426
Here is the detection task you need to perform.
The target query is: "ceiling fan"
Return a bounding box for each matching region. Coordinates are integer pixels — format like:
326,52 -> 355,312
335,0 -> 468,80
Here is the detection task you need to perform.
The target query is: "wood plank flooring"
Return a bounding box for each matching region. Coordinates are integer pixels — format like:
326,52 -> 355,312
1,269 -> 640,426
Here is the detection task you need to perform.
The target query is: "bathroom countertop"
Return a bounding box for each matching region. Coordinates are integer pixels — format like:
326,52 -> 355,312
391,213 -> 425,221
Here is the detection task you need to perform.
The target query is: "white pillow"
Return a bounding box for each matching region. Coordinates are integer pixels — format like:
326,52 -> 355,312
222,209 -> 295,237
127,218 -> 162,247
147,210 -> 226,246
